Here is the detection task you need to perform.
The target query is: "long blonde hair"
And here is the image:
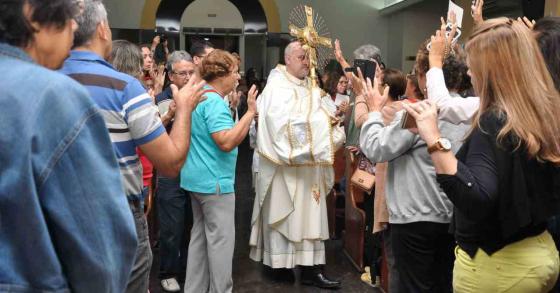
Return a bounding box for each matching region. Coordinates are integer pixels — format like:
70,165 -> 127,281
466,17 -> 560,164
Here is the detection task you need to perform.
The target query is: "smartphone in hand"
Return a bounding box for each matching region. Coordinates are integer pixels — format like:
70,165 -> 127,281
344,59 -> 377,81
401,112 -> 417,129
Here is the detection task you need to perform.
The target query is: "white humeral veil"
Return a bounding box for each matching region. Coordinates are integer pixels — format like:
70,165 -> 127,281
249,65 -> 345,268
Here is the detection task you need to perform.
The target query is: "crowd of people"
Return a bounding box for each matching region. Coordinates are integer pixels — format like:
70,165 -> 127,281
1,0 -> 560,292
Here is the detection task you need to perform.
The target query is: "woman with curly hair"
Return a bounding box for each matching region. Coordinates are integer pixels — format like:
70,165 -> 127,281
181,49 -> 258,293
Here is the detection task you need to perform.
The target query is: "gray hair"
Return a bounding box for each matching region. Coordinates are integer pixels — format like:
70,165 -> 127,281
353,44 -> 381,62
166,50 -> 193,72
73,0 -> 107,48
109,40 -> 142,79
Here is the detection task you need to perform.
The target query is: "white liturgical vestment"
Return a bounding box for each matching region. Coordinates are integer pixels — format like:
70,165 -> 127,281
249,65 -> 345,268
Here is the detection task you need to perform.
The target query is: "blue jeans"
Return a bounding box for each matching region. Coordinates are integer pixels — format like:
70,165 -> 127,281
157,176 -> 192,279
125,189 -> 153,293
0,43 -> 137,293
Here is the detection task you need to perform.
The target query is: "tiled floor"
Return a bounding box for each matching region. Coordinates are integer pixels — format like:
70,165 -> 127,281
149,140 -> 380,293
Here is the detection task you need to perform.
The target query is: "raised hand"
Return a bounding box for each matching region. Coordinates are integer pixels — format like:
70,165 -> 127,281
152,35 -> 161,46
429,27 -> 447,69
471,0 -> 484,26
334,39 -> 344,63
151,64 -> 166,96
517,16 -> 535,30
441,12 -> 458,46
171,76 -> 206,111
247,84 -> 259,115
446,11 -> 458,41
334,39 -> 352,75
363,75 -> 389,112
350,67 -> 366,97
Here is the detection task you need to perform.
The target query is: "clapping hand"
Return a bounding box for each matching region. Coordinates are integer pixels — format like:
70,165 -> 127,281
167,101 -> 176,118
170,76 -> 206,111
247,84 -> 259,115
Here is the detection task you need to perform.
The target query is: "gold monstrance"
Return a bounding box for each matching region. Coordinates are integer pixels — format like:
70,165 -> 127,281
289,5 -> 333,88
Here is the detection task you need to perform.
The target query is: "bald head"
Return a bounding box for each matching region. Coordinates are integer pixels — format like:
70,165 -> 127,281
284,41 -> 309,80
284,41 -> 301,61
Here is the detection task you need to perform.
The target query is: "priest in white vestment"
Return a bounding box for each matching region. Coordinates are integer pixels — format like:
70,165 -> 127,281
249,41 -> 345,289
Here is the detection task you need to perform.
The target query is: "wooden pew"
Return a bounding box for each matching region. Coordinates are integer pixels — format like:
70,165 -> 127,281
343,149 -> 366,271
327,148 -> 346,239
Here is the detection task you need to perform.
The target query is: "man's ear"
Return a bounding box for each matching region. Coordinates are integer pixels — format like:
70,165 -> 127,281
97,21 -> 110,41
23,2 -> 41,32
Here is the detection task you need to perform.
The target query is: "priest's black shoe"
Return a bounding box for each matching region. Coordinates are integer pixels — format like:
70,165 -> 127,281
300,266 -> 341,289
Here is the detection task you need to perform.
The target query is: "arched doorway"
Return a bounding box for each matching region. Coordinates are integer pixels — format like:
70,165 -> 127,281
155,0 -> 268,34
154,0 -> 285,78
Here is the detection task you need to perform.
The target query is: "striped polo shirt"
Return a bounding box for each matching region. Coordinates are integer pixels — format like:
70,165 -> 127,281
60,50 -> 165,200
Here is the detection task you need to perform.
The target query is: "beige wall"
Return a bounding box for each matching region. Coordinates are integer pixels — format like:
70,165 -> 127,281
105,0 -> 146,29
180,0 -> 243,29
386,0 -> 447,71
104,0 -> 457,71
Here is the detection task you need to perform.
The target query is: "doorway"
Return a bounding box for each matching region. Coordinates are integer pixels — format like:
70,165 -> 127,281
184,34 -> 240,54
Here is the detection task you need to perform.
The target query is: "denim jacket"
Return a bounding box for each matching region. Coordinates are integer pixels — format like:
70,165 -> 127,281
0,43 -> 137,292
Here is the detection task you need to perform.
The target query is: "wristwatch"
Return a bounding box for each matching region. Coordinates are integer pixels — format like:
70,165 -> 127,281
427,137 -> 452,154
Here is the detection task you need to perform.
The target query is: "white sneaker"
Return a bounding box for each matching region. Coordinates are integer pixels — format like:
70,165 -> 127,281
161,278 -> 181,292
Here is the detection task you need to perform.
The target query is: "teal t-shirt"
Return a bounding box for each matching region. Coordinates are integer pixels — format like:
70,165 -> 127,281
180,86 -> 238,194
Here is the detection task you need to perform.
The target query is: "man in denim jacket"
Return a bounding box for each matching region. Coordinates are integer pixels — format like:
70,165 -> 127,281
0,0 -> 138,292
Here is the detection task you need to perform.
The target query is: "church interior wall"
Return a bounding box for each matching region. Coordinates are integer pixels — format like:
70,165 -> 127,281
103,0 -> 462,72
396,0 -> 447,72
180,0 -> 244,29
105,0 -> 146,29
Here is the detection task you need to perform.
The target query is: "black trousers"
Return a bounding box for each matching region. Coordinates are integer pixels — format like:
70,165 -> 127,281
157,176 -> 192,280
363,190 -> 382,278
390,222 -> 454,293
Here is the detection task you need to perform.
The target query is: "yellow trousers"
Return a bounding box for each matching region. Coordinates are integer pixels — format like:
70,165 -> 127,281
453,231 -> 559,293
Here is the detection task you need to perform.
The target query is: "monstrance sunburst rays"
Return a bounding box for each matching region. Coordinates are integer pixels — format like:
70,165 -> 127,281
288,5 -> 333,87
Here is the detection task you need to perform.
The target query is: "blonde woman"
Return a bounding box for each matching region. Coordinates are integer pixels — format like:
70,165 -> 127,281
402,18 -> 560,292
